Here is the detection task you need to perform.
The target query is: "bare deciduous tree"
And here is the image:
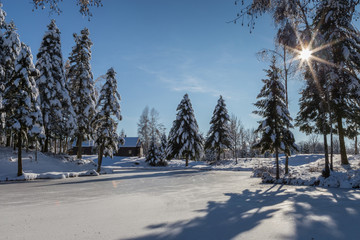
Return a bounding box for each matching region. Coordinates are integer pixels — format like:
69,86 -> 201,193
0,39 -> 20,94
32,0 -> 102,17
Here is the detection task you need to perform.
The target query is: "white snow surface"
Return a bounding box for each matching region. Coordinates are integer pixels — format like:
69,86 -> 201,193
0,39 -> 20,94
253,154 -> 360,189
0,147 -> 111,181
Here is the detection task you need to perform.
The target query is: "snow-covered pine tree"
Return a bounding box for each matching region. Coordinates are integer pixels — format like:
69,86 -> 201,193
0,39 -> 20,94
157,133 -> 168,166
3,43 -> 44,176
36,19 -> 76,153
68,28 -> 96,159
92,68 -> 121,173
253,57 -> 297,179
1,21 -> 21,146
312,0 -> 360,165
205,96 -> 231,162
296,63 -> 332,177
146,138 -> 161,166
167,94 -> 203,166
2,21 -> 21,85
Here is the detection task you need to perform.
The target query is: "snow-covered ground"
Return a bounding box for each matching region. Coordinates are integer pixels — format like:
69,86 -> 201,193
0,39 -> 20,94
1,169 -> 360,240
0,147 -> 109,181
254,154 -> 360,189
2,146 -> 360,189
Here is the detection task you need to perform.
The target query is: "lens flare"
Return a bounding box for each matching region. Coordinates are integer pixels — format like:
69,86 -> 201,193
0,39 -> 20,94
299,48 -> 312,61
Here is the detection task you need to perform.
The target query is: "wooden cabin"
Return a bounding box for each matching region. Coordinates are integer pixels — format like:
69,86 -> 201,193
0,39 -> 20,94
115,137 -> 143,157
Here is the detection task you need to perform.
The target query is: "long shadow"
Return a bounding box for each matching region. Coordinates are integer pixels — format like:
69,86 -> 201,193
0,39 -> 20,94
35,169 -> 203,187
126,186 -> 360,240
288,187 -> 360,240
125,185 -> 294,240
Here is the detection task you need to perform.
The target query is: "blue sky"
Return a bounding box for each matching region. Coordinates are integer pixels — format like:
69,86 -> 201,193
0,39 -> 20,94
1,0 -> 307,140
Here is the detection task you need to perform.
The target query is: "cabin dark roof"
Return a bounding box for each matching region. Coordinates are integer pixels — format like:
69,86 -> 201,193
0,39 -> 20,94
120,137 -> 141,148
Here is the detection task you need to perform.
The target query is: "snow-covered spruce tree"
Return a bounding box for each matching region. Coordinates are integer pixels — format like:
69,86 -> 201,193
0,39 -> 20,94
205,96 -> 231,162
253,57 -> 297,179
157,133 -> 168,166
92,68 -> 121,173
1,21 -> 21,146
146,138 -> 161,166
296,63 -> 332,177
167,94 -> 204,166
36,19 -> 76,153
2,44 -> 44,176
312,0 -> 360,165
68,28 -> 96,159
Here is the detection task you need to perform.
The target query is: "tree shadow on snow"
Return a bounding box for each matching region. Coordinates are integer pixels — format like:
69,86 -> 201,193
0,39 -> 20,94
124,184 -> 293,240
286,187 -> 360,240
124,185 -> 360,240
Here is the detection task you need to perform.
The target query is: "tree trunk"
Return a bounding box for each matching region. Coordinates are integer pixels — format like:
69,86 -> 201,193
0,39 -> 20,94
59,136 -> 63,154
65,137 -> 69,154
322,134 -> 330,178
77,134 -> 83,159
13,136 -> 16,151
337,115 -> 349,164
35,140 -> 38,162
275,148 -> 279,180
217,146 -> 221,163
17,132 -> 22,176
96,144 -> 104,173
43,130 -> 49,152
330,122 -> 334,171
355,134 -> 358,155
235,149 -> 238,164
283,48 -> 290,175
6,131 -> 11,147
185,155 -> 189,167
26,134 -> 29,153
54,138 -> 57,155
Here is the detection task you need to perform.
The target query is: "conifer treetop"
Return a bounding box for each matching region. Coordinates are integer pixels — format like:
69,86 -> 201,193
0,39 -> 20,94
253,57 -> 297,156
205,95 -> 231,156
167,93 -> 204,161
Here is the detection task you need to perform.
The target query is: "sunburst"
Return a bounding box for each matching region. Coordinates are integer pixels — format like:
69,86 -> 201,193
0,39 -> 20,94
299,48 -> 312,61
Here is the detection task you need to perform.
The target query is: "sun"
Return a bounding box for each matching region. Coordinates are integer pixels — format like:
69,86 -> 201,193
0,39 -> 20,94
299,48 -> 312,61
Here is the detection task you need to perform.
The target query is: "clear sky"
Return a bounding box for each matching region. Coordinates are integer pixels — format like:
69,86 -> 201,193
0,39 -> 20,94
1,0 -> 307,141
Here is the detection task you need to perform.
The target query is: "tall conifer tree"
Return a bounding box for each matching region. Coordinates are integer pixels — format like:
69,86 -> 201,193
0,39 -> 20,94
296,64 -> 331,177
36,20 -> 76,152
1,21 -> 21,146
312,0 -> 360,165
205,96 -> 231,161
92,68 -> 121,173
3,44 -> 43,176
68,28 -> 96,159
253,57 -> 297,179
167,94 -> 203,166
